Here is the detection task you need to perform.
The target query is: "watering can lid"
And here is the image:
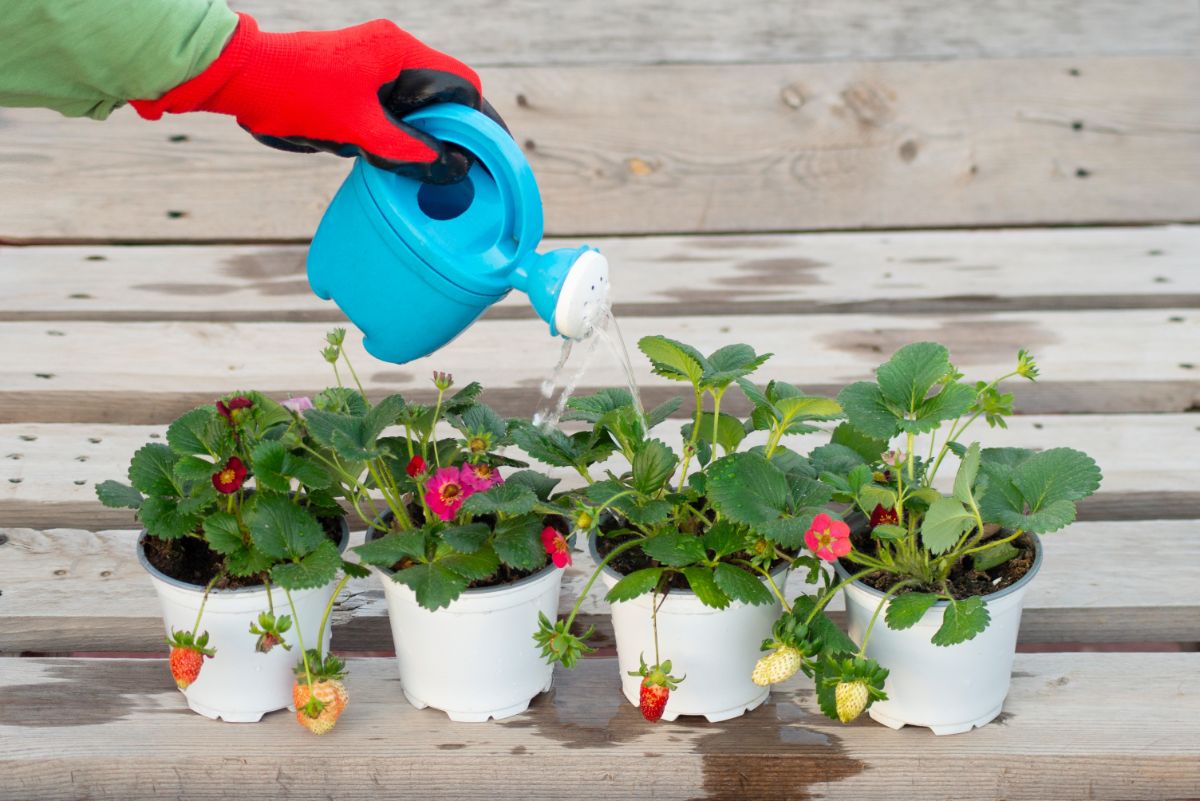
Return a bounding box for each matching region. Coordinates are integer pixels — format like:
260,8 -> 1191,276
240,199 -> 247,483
358,104 -> 544,295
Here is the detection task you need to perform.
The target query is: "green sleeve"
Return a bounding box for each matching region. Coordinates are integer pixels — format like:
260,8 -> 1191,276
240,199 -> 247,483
0,0 -> 238,120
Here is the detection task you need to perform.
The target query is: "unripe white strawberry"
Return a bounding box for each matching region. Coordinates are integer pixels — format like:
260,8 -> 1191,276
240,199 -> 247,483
751,646 -> 802,686
835,680 -> 869,723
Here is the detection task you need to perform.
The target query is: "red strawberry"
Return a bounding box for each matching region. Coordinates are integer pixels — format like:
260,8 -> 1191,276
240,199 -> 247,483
639,681 -> 670,722
628,654 -> 683,723
166,629 -> 215,690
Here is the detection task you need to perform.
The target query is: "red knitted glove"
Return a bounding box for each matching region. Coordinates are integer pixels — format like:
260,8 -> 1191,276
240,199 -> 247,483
131,13 -> 493,183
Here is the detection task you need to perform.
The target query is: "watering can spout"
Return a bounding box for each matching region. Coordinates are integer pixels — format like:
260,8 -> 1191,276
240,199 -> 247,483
512,247 -> 610,340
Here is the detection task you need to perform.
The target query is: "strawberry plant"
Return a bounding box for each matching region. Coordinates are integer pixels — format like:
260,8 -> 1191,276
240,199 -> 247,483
527,335 -> 851,717
749,342 -> 1102,723
96,385 -> 363,730
307,330 -> 573,611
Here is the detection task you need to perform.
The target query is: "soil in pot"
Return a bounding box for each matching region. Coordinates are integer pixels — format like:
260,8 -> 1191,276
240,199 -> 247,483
143,514 -> 345,590
372,505 -> 568,590
847,523 -> 1036,600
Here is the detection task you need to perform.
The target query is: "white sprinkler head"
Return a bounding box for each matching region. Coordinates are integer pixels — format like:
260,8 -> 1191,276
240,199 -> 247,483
554,249 -> 611,340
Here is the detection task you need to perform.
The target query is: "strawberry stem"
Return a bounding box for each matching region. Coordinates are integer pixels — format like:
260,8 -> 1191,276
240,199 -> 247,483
315,573 -> 353,658
191,572 -> 221,635
285,588 -> 314,691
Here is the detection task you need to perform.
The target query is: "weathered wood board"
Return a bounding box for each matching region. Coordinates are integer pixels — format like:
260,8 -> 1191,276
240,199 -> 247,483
2,57 -> 1197,240
233,0 -> 1200,65
2,519 -> 1196,654
1,654 -> 1197,800
2,226 -> 1197,321
0,310 -> 1195,423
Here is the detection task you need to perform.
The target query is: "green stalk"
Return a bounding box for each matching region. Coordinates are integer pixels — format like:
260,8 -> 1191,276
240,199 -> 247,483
315,574 -> 353,658
736,558 -> 791,613
804,568 -> 876,626
710,390 -> 724,456
559,537 -> 646,632
285,589 -> 313,690
192,573 -> 222,634
339,347 -> 367,399
856,579 -> 918,657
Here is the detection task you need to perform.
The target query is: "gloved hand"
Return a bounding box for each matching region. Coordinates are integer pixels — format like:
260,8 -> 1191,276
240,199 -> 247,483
131,13 -> 496,183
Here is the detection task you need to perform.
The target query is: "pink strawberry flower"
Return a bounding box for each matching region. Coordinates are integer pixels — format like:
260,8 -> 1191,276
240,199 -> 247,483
804,513 -> 852,562
425,467 -> 471,521
460,462 -> 503,493
542,527 -> 571,568
280,396 -> 314,413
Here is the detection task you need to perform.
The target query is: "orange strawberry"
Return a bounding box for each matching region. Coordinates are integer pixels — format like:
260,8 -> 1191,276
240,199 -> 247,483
293,651 -> 348,735
166,629 -> 214,690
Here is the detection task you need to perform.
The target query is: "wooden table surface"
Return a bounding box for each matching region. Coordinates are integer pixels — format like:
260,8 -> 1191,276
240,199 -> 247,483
1,1 -> 1198,798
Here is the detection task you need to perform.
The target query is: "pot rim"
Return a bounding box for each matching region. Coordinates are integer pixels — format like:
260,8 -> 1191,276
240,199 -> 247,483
587,532 -> 790,595
137,514 -> 350,595
364,521 -> 562,597
832,531 -> 1043,606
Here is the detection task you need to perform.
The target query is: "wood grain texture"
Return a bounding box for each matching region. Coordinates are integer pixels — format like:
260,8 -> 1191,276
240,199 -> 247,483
1,654 -> 1197,800
1,58 -> 1197,240
2,226 -> 1197,320
232,0 -> 1200,65
2,519 -> 1197,653
6,415 -> 1199,509
0,309 -> 1194,401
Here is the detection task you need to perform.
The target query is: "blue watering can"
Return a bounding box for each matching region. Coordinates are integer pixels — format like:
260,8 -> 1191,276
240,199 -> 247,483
306,104 -> 611,364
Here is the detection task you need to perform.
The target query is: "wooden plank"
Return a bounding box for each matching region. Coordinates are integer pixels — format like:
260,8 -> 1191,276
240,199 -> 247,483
6,414 -> 1199,507
2,226 -> 1198,321
1,654 -> 1197,800
3,519 -> 1197,653
0,309 -> 1194,405
2,57 -> 1197,240
233,0 -> 1200,66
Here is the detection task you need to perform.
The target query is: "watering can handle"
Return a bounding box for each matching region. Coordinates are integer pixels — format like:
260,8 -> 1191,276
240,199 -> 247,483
403,104 -> 545,259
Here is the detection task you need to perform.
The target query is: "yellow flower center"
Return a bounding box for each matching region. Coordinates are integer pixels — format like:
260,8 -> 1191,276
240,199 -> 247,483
469,437 -> 487,453
219,469 -> 236,484
814,528 -> 833,550
441,483 -> 461,501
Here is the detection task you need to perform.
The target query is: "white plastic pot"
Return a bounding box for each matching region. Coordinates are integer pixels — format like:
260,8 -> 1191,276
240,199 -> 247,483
138,521 -> 348,723
373,560 -> 564,722
592,537 -> 787,722
836,535 -> 1043,735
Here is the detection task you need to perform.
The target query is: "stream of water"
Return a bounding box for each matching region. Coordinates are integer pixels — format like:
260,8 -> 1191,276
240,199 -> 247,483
531,302 -> 647,432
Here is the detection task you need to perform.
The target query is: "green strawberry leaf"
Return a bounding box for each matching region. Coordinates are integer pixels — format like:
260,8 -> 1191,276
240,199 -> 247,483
492,515 -> 544,571
953,442 -> 982,505
713,564 -> 773,606
631,438 -> 678,495
921,496 -> 975,555
461,482 -> 538,517
439,523 -> 491,554
702,520 -> 745,559
680,567 -> 730,609
173,455 -> 217,483
503,470 -> 560,501
979,448 -> 1101,534
246,494 -> 326,560
271,539 -> 341,590
128,443 -> 179,497
706,452 -> 789,525
202,512 -> 245,555
95,480 -> 143,509
139,496 -> 200,540
901,382 -> 975,434
390,562 -> 469,610
641,531 -> 706,567
353,530 -> 427,567
563,388 -> 638,423
830,422 -> 889,465
791,595 -> 859,655
973,541 -> 1020,572
931,596 -> 991,646
605,567 -> 664,603
440,546 -> 500,581
884,592 -> 939,630
871,523 -> 908,541
876,342 -> 954,414
836,382 -> 899,440
808,443 -> 865,479
166,407 -> 224,457
638,335 -> 706,385
250,441 -> 331,493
